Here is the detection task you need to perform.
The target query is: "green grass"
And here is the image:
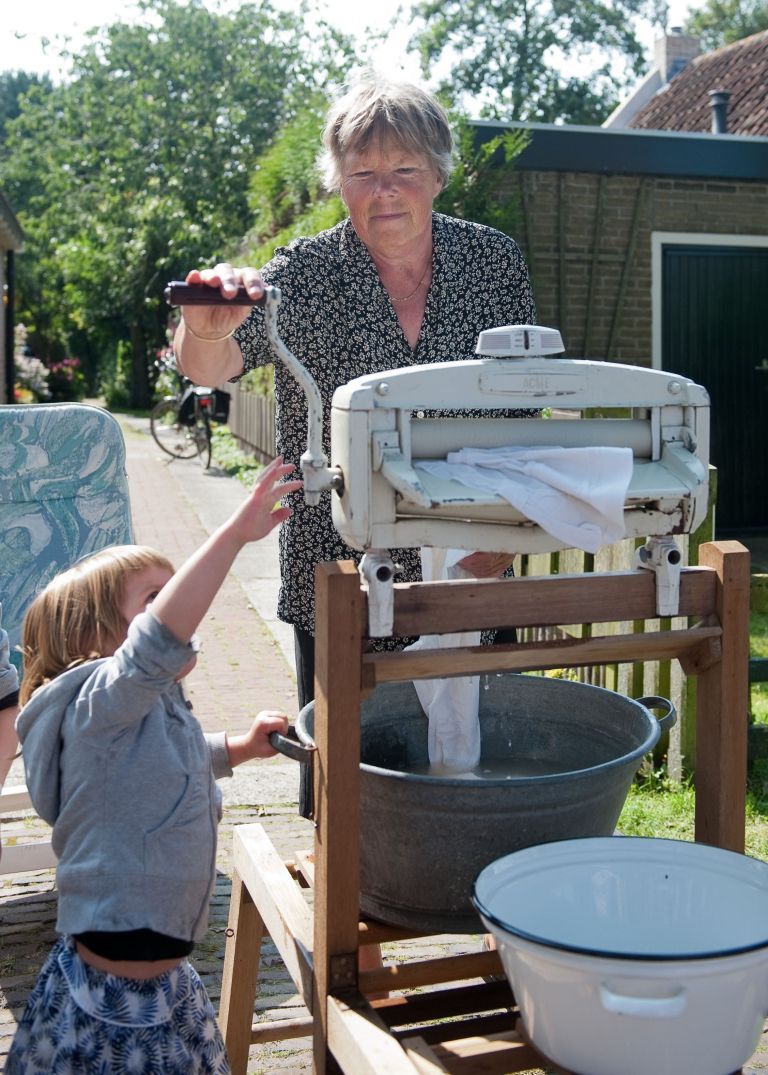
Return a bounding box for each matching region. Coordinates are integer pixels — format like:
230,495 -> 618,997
210,426 -> 269,486
619,769 -> 768,862
751,609 -> 768,724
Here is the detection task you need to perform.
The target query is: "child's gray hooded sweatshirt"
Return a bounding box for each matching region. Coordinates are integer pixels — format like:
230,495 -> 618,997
16,610 -> 232,942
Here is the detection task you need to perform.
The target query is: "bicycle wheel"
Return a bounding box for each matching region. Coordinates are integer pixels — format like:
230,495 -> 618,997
182,400 -> 212,468
150,398 -> 200,459
197,410 -> 212,470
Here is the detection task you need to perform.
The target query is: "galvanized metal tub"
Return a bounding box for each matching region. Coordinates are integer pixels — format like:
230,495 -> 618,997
296,675 -> 674,933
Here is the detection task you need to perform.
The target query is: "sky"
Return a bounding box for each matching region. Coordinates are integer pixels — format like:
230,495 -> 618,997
2,0 -> 696,88
1,0 -> 421,83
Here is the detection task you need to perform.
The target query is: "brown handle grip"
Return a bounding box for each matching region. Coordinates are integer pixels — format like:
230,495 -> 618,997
268,727 -> 316,765
164,281 -> 266,307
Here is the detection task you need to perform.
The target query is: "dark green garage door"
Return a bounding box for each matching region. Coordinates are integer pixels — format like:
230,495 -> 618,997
662,243 -> 768,533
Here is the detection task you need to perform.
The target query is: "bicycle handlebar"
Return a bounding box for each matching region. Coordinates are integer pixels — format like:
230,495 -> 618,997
164,281 -> 267,307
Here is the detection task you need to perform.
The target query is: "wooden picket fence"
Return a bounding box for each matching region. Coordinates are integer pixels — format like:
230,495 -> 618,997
517,519 -> 713,782
223,382 -> 276,463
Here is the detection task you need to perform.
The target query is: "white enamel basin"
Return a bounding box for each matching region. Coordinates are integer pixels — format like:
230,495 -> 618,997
474,836 -> 768,1075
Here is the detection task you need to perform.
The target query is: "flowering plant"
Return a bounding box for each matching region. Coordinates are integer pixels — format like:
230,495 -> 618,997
13,323 -> 50,402
47,357 -> 87,402
154,344 -> 182,398
14,355 -> 51,402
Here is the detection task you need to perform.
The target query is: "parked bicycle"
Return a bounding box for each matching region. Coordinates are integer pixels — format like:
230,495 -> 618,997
149,353 -> 230,469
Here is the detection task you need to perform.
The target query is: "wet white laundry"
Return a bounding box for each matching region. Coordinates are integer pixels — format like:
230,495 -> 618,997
405,548 -> 481,772
419,445 -> 634,554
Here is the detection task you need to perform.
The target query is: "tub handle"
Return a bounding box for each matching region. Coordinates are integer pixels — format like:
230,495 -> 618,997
636,695 -> 677,735
599,982 -> 687,1019
269,726 -> 316,765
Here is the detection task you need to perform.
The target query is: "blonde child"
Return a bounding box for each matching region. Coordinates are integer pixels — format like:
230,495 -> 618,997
6,456 -> 301,1074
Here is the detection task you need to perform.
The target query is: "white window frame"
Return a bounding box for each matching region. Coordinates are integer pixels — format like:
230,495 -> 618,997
651,231 -> 768,369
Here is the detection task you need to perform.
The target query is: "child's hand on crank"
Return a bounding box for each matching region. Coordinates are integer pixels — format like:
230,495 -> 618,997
230,456 -> 302,545
226,711 -> 291,766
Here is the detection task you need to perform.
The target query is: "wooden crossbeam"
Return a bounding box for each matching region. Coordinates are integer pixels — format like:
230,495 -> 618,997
386,567 -> 716,638
364,626 -> 722,684
360,952 -> 503,996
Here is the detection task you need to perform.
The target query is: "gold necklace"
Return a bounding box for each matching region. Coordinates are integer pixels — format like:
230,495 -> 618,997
389,263 -> 430,303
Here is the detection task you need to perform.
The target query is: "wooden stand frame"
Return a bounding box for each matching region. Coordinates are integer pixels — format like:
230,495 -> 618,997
219,541 -> 750,1075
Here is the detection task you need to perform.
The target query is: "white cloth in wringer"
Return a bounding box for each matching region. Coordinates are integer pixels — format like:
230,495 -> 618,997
418,445 -> 634,554
405,548 -> 481,773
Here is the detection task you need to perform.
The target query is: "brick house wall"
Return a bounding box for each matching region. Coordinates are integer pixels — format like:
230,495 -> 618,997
480,122 -> 768,365
498,168 -> 768,364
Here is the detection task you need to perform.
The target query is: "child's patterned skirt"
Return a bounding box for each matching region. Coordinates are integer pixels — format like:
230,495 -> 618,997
5,935 -> 231,1074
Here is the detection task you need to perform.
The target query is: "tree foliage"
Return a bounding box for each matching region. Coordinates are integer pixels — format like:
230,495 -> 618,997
408,0 -> 661,124
684,0 -> 768,48
0,70 -> 52,149
0,0 -> 353,407
245,98 -> 339,244
434,117 -> 529,237
240,98 -> 345,268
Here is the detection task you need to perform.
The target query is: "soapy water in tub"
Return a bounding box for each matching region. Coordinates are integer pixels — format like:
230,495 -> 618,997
400,756 -> 577,780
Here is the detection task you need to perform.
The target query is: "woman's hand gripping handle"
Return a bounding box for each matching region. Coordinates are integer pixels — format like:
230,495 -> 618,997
167,263 -> 268,383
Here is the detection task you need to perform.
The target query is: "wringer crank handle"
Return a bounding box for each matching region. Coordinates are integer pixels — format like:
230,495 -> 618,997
164,280 -> 343,505
163,281 -> 266,306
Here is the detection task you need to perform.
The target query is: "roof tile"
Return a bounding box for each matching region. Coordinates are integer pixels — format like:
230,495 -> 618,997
629,29 -> 768,136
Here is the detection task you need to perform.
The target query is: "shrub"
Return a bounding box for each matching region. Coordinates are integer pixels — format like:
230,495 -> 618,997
46,357 -> 87,402
99,340 -> 133,410
14,353 -> 50,402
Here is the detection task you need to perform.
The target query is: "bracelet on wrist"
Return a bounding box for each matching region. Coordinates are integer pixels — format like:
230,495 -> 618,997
182,318 -> 236,343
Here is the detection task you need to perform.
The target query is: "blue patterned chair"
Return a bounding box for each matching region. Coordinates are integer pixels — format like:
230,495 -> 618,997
0,403 -> 133,874
0,402 -> 134,671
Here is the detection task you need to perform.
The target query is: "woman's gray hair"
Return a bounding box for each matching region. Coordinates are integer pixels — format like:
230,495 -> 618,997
319,76 -> 455,193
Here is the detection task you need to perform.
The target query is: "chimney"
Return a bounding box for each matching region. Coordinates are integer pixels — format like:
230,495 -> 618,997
709,89 -> 730,133
654,27 -> 701,83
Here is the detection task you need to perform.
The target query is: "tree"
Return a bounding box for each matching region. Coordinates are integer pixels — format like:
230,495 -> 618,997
0,70 -> 52,149
408,0 -> 661,124
245,96 -> 337,244
434,116 -> 529,236
684,0 -> 768,48
0,0 -> 353,407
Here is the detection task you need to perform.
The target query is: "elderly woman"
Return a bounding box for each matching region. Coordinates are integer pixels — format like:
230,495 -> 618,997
175,76 -> 536,719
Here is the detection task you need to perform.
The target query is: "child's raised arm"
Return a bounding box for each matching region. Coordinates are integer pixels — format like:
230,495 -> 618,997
151,456 -> 302,644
